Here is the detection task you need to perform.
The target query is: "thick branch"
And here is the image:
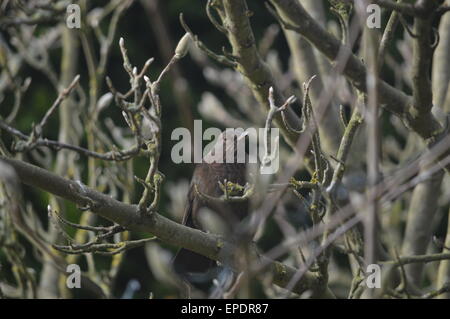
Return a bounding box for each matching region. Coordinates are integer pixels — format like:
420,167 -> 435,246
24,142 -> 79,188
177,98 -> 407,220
0,155 -> 335,298
401,170 -> 444,286
354,0 -> 421,17
383,252 -> 450,267
410,0 -> 441,136
269,0 -> 442,140
432,8 -> 450,110
218,0 -> 301,148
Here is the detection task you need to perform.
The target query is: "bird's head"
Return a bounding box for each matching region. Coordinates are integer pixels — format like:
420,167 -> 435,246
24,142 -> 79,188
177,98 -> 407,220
203,129 -> 248,164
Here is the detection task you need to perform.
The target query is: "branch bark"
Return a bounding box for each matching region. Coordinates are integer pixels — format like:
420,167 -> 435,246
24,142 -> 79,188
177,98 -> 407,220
38,25 -> 80,299
401,170 -> 444,286
0,155 -> 336,298
216,0 -> 301,148
269,0 -> 443,141
397,0 -> 450,292
437,207 -> 450,298
281,21 -> 341,155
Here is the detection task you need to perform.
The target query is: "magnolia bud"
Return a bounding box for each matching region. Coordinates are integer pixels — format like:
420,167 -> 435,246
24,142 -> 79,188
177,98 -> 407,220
97,93 -> 113,112
174,33 -> 191,59
122,111 -> 131,128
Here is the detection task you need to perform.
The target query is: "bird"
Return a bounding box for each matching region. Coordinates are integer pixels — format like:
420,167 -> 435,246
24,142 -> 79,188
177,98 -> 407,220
173,130 -> 251,294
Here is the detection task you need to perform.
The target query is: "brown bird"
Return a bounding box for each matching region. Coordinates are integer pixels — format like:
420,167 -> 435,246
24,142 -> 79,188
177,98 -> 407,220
173,130 -> 250,290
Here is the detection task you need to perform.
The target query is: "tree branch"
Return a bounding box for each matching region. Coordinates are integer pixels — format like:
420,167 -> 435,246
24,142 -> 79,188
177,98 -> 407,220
0,155 -> 335,298
268,0 -> 450,178
269,0 -> 443,140
216,0 -> 301,148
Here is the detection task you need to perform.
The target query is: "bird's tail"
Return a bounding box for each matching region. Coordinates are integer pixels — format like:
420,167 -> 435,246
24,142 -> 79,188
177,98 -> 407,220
209,267 -> 236,299
173,248 -> 238,298
173,248 -> 217,289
